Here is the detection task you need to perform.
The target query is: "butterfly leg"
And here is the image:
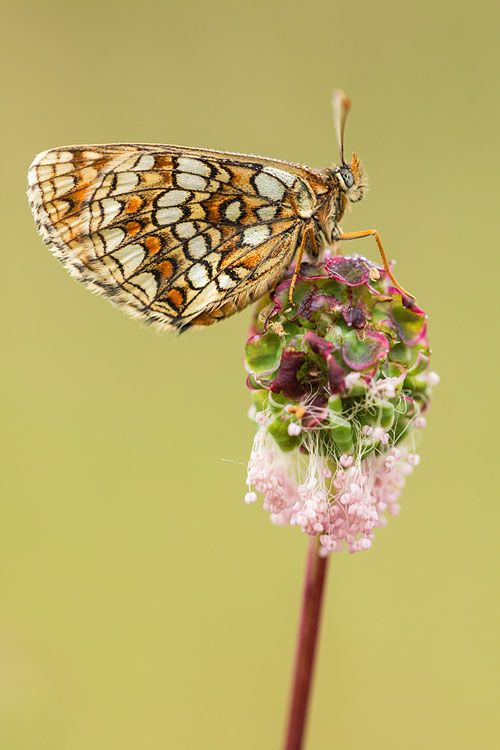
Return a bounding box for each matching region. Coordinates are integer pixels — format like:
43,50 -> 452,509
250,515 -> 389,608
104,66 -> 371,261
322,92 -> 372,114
338,230 -> 415,299
288,225 -> 315,304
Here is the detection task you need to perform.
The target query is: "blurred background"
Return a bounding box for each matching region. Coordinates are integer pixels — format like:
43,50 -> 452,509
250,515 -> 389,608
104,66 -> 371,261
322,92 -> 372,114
2,0 -> 499,747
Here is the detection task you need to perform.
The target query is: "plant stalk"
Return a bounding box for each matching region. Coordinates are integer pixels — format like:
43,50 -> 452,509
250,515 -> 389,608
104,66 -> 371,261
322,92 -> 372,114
283,537 -> 329,750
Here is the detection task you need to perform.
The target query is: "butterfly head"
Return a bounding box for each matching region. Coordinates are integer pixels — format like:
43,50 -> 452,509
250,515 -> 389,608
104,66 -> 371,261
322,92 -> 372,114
333,152 -> 367,204
332,91 -> 368,204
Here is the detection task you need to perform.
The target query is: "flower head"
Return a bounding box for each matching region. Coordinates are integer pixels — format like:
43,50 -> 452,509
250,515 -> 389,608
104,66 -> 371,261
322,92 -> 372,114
244,253 -> 436,554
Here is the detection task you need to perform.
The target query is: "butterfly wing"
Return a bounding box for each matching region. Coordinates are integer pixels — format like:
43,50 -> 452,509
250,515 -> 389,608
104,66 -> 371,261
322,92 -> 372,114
28,143 -> 329,329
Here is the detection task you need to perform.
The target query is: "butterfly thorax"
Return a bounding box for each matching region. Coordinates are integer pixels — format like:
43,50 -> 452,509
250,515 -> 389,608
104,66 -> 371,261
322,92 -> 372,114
313,153 -> 367,251
313,169 -> 347,248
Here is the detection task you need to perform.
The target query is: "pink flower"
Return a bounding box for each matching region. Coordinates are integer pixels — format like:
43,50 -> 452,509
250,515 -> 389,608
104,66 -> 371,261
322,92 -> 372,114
245,417 -> 420,554
244,254 -> 437,555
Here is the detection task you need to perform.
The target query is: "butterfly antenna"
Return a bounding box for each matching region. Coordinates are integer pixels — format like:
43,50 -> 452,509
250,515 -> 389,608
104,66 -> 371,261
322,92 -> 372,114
332,90 -> 351,165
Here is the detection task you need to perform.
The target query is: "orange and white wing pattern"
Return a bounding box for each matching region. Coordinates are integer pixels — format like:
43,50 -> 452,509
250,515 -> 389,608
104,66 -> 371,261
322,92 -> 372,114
28,144 -> 330,330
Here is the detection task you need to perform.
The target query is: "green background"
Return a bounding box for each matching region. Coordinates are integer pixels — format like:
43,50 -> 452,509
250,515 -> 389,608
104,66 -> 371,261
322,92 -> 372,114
2,0 -> 499,747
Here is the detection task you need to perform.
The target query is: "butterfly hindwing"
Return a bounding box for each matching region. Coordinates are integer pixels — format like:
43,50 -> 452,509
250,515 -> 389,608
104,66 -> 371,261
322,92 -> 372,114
28,144 -> 329,329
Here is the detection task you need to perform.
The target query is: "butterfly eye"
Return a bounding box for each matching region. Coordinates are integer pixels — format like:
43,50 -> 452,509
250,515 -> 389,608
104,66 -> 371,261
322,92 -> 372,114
339,167 -> 354,189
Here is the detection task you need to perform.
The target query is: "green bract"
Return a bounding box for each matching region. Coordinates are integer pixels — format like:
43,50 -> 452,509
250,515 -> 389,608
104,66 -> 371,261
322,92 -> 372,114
245,255 -> 431,461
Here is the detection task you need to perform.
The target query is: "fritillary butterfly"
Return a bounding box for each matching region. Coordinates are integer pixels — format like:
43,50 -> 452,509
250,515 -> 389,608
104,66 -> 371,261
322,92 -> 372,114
27,92 -> 413,331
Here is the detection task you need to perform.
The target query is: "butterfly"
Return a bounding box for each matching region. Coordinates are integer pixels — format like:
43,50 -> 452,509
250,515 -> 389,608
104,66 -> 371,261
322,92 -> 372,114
27,91 -> 413,332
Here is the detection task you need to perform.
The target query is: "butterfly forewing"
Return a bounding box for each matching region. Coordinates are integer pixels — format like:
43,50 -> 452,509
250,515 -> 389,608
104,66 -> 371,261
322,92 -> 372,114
28,143 -> 329,329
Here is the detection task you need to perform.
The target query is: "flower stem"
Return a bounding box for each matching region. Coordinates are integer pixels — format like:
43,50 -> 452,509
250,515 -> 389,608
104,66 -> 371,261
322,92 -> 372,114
283,537 -> 330,750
